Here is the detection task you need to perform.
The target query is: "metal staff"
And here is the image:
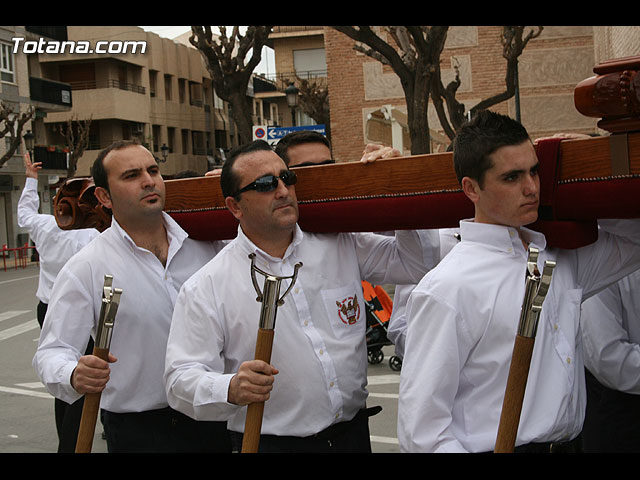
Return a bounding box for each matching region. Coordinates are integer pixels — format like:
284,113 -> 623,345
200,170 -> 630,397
241,253 -> 302,453
75,275 -> 122,453
494,247 -> 555,453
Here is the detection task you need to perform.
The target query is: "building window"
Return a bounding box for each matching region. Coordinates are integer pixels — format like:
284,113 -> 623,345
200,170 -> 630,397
0,42 -> 15,83
149,70 -> 157,97
164,74 -> 172,101
293,48 -> 326,77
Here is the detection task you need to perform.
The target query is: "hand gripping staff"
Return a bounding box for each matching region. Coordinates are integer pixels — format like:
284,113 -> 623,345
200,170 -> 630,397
241,253 -> 302,453
75,275 -> 122,453
494,247 -> 555,453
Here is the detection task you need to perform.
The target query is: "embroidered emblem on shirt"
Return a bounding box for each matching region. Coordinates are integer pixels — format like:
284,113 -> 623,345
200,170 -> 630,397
336,295 -> 360,325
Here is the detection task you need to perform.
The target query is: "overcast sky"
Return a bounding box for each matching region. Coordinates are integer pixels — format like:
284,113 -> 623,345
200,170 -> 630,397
138,26 -> 275,76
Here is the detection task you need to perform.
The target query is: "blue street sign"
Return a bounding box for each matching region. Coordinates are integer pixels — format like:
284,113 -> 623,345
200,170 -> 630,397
267,124 -> 326,140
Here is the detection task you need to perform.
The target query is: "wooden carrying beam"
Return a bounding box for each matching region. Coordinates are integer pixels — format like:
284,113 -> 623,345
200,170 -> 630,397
164,132 -> 640,248
53,56 -> 640,249
165,55 -> 640,248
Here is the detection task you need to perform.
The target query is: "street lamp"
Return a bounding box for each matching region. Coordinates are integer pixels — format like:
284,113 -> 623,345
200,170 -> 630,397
285,82 -> 299,126
160,143 -> 169,163
23,129 -> 35,159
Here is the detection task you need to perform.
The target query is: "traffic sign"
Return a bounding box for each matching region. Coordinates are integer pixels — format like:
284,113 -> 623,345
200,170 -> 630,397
253,125 -> 326,146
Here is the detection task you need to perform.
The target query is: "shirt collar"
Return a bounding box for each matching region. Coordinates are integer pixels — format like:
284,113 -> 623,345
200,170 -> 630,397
236,223 -> 304,263
110,212 -> 188,254
459,219 -> 547,254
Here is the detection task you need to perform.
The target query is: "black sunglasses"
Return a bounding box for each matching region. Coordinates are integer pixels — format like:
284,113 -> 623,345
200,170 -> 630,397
233,170 -> 297,197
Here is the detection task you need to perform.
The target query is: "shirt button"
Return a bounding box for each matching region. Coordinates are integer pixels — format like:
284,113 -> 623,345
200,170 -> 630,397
329,382 -> 334,387
566,357 -> 572,364
319,349 -> 324,355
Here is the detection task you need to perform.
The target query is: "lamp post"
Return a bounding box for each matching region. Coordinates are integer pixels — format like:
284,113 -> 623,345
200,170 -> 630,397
160,143 -> 169,163
23,129 -> 35,160
285,82 -> 299,126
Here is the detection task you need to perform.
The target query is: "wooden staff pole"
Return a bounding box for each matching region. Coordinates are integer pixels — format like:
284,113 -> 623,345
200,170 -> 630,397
241,327 -> 276,453
494,249 -> 555,453
75,275 -> 122,453
241,255 -> 302,453
75,345 -> 110,453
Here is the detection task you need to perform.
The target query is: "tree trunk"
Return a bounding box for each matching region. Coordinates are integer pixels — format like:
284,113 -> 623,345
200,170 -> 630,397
228,89 -> 254,145
405,65 -> 432,155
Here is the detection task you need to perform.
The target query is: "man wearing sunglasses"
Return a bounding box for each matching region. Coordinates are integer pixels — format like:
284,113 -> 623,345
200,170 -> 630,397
165,140 -> 440,452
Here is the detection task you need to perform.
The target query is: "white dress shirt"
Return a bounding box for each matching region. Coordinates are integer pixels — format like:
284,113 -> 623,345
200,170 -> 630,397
165,224 -> 439,437
33,213 -> 225,413
581,269 -> 640,394
387,228 -> 460,358
17,177 -> 99,304
398,219 -> 640,453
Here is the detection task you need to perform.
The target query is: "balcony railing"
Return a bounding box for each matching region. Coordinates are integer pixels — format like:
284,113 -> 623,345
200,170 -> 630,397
29,77 -> 72,107
33,146 -> 68,170
67,79 -> 146,95
271,26 -> 325,34
259,70 -> 328,92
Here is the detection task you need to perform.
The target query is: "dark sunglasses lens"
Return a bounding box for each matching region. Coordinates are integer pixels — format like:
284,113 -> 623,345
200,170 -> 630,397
253,175 -> 279,192
281,170 -> 297,186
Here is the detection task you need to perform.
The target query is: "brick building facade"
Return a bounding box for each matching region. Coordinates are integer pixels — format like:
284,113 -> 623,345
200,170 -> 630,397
323,26 -> 599,163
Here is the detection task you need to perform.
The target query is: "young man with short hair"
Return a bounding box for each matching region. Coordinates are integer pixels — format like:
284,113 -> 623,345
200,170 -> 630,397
398,110 -> 640,453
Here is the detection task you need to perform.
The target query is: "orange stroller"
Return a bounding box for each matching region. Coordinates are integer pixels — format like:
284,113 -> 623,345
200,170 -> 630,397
362,281 -> 402,371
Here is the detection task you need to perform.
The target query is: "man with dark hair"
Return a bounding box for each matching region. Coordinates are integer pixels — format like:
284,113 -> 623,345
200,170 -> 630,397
398,109 -> 640,453
18,153 -> 99,452
274,130 -> 333,167
165,140 -> 440,453
34,141 -> 231,453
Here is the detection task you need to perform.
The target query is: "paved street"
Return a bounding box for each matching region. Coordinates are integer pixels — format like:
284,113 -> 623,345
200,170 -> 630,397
0,262 -> 402,453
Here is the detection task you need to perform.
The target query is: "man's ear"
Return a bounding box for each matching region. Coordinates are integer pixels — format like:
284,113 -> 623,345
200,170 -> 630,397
225,196 -> 243,221
461,176 -> 480,204
94,186 -> 113,210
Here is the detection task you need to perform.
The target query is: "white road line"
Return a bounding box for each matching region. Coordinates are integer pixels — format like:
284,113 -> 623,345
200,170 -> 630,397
15,382 -> 44,389
0,386 -> 52,399
370,435 -> 399,445
0,274 -> 39,285
368,392 -> 399,399
367,374 -> 400,385
0,319 -> 39,341
0,310 -> 31,322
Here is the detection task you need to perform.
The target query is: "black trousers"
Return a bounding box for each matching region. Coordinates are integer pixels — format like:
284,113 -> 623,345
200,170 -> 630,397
101,407 -> 232,453
582,369 -> 640,453
38,301 -> 95,453
230,406 -> 380,453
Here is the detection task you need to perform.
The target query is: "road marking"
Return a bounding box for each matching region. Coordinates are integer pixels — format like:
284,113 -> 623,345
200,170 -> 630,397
367,374 -> 400,385
368,392 -> 399,399
0,310 -> 31,322
0,386 -> 52,399
0,274 -> 39,285
370,435 -> 399,445
15,382 -> 44,389
0,319 -> 39,341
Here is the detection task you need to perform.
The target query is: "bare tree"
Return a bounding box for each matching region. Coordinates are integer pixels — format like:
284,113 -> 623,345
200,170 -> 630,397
332,26 -> 543,154
0,102 -> 35,167
189,26 -> 273,145
55,115 -> 93,178
295,75 -> 331,141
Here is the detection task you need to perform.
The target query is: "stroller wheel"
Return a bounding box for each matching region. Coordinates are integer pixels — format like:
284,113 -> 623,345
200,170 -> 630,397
368,349 -> 384,364
389,355 -> 402,371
